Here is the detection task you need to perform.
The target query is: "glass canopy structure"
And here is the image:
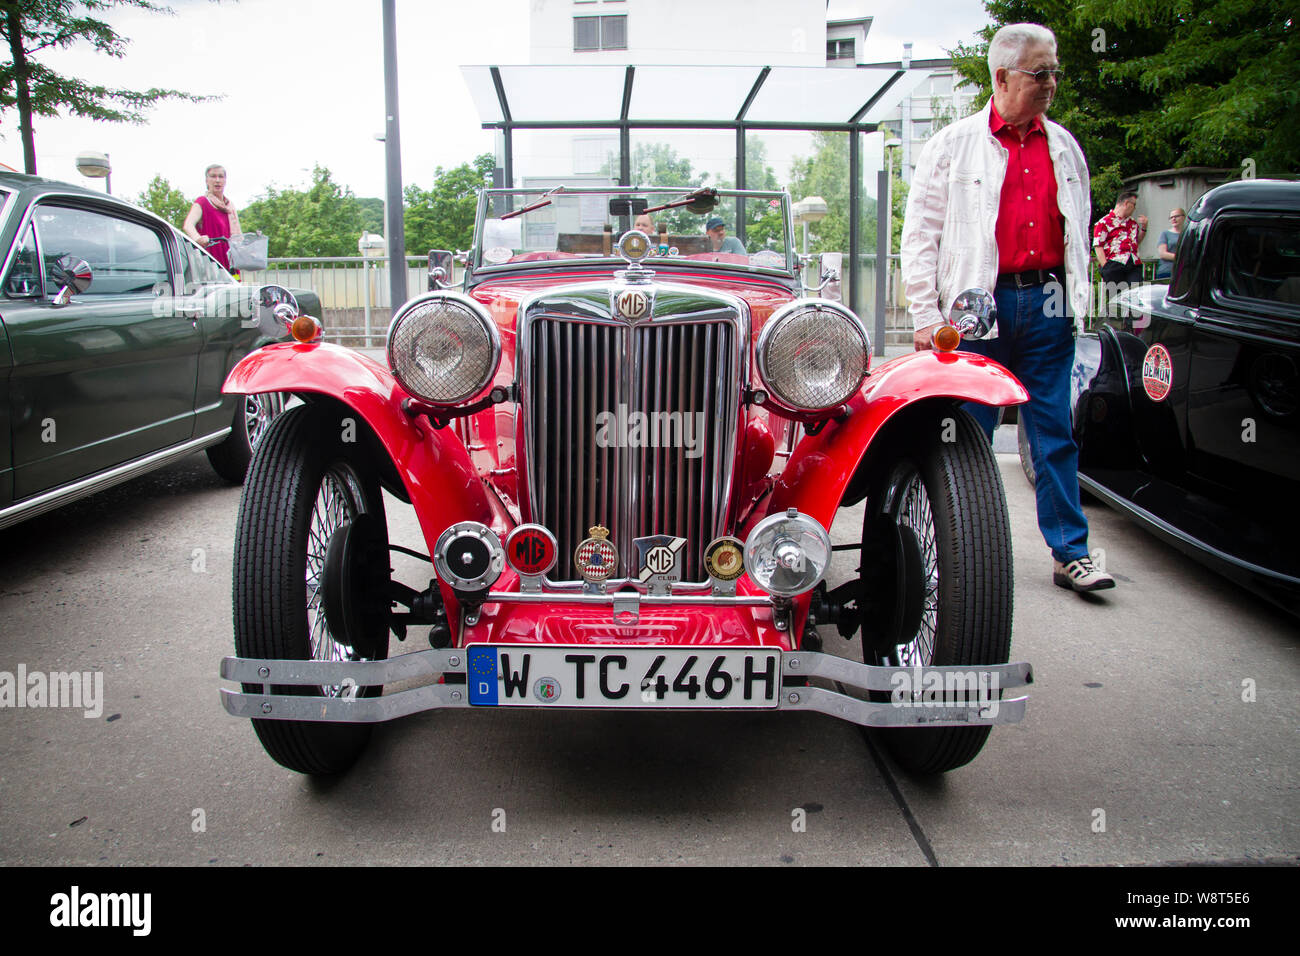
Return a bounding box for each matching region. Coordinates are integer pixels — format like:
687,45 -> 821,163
461,63 -> 934,351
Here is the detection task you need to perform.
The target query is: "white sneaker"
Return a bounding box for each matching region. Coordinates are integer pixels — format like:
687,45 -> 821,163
1053,555 -> 1115,592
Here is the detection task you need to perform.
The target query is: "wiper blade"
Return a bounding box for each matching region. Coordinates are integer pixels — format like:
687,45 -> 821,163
500,185 -> 565,220
642,187 -> 718,215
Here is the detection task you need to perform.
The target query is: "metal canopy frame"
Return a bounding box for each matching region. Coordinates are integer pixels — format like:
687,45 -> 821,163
463,64 -> 931,352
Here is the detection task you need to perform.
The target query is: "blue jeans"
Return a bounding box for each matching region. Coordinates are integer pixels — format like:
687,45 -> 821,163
959,282 -> 1090,563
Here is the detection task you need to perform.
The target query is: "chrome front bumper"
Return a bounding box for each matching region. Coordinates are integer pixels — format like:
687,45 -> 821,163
220,650 -> 1033,728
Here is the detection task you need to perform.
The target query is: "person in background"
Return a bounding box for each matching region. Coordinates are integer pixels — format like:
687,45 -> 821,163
1155,207 -> 1185,281
704,216 -> 745,254
184,164 -> 241,273
1093,190 -> 1146,286
633,213 -> 657,235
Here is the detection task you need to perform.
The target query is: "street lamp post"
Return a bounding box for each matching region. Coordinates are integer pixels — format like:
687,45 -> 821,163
883,138 -> 903,319
75,150 -> 111,194
793,195 -> 828,290
883,137 -> 902,254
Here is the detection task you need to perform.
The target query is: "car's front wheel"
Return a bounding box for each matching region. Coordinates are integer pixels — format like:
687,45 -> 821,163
234,402 -> 389,775
207,391 -> 290,483
861,408 -> 1013,774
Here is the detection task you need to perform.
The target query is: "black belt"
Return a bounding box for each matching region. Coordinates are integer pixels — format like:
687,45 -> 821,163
996,268 -> 1063,288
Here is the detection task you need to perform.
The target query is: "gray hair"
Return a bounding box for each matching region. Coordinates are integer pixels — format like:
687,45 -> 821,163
204,163 -> 225,175
987,23 -> 1057,77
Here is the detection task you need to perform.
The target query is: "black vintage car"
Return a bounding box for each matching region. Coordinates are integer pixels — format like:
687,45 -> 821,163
0,171 -> 314,530
1051,179 -> 1300,615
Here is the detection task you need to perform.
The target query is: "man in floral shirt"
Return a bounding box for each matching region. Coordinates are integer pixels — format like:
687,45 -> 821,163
1093,190 -> 1147,286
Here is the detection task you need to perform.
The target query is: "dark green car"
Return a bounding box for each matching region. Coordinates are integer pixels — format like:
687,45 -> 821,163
0,171 -> 316,529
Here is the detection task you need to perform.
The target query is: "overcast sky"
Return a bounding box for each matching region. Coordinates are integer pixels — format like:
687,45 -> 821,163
3,0 -> 990,204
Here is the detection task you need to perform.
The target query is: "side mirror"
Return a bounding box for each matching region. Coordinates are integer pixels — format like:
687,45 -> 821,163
50,255 -> 92,307
428,250 -> 454,290
255,284 -> 299,337
948,288 -> 997,339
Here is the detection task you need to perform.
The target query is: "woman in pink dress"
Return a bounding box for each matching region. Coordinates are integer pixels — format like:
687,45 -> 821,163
183,164 -> 242,272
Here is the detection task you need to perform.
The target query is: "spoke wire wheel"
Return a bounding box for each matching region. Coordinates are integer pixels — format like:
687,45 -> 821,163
890,469 -> 939,671
862,407 -> 1013,774
244,392 -> 287,452
304,462 -> 368,696
234,403 -> 388,774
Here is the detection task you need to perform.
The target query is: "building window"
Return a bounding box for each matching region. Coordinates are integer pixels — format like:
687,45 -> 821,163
574,14 -> 626,51
827,38 -> 854,61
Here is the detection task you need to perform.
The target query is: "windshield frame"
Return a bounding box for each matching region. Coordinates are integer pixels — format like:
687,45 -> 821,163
468,185 -> 797,284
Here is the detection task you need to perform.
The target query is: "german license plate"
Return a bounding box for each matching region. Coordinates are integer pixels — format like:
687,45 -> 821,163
466,645 -> 780,709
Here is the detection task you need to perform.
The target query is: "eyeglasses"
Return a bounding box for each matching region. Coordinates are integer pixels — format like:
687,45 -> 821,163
1011,68 -> 1064,83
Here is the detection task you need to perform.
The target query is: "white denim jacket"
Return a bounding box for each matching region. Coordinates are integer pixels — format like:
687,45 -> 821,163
900,99 -> 1091,337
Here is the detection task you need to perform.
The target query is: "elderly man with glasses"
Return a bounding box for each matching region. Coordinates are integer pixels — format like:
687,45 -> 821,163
901,22 -> 1114,594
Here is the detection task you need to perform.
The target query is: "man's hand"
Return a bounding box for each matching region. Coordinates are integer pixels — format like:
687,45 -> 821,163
914,322 -> 943,351
1136,214 -> 1148,229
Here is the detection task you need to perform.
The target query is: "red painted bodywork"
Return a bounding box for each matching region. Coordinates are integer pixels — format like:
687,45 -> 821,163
225,269 -> 1025,653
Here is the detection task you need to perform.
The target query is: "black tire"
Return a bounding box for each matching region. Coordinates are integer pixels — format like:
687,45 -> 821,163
234,402 -> 388,775
862,408 -> 1013,774
207,392 -> 290,484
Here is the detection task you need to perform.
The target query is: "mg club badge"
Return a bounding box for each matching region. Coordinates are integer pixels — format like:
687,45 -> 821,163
575,525 -> 618,590
634,534 -> 687,595
703,536 -> 746,595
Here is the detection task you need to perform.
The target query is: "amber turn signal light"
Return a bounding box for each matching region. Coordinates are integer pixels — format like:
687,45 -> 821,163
932,324 -> 960,352
290,314 -> 323,343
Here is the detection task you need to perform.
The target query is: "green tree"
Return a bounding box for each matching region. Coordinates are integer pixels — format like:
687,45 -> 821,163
402,152 -> 494,254
133,173 -> 189,227
356,197 -> 384,236
0,0 -> 217,175
239,165 -> 366,257
950,1 -> 1299,212
788,131 -> 856,254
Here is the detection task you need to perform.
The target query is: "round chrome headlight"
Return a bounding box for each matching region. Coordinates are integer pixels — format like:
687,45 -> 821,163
756,300 -> 870,412
743,508 -> 832,598
387,292 -> 500,406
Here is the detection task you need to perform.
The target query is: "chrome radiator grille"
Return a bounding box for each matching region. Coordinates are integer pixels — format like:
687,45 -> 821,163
525,314 -> 737,582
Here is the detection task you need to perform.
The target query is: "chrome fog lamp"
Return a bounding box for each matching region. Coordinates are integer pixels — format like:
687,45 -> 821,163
744,508 -> 832,598
387,292 -> 500,406
756,300 -> 869,412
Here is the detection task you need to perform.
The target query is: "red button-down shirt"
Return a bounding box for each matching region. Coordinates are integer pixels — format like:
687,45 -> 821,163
989,102 -> 1065,273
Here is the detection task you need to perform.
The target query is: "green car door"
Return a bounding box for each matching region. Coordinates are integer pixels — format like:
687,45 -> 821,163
2,199 -> 201,500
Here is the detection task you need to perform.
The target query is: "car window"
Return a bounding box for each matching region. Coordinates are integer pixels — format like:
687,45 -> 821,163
1221,222 -> 1300,310
33,204 -> 171,296
5,222 -> 42,297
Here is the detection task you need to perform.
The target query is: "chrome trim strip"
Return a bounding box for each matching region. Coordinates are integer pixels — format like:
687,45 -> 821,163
0,428 -> 231,531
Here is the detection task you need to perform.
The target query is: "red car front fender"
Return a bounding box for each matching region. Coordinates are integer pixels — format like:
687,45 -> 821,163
760,350 -> 1029,533
224,342 -> 496,547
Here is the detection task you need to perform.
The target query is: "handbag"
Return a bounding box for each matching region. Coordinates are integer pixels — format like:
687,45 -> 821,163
227,231 -> 269,271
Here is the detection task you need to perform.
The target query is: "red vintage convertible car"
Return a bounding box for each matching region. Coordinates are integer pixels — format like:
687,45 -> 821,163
219,186 -> 1032,776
